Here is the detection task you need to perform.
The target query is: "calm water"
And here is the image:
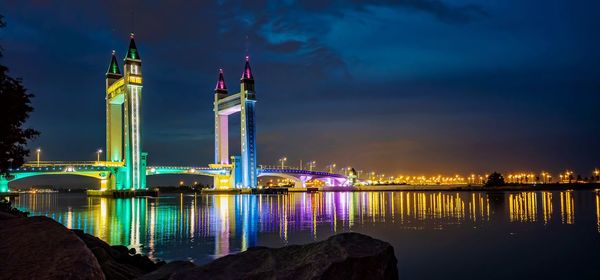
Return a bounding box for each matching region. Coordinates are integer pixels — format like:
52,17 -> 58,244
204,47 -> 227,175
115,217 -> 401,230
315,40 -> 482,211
13,190 -> 600,279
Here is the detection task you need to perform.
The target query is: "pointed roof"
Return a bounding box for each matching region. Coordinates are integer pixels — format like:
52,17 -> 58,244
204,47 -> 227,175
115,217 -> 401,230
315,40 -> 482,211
215,69 -> 227,90
241,56 -> 253,80
125,33 -> 141,61
106,50 -> 122,76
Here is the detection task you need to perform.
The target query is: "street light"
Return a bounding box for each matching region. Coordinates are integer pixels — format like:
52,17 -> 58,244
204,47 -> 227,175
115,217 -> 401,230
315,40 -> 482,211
96,149 -> 103,163
328,163 -> 336,173
309,161 -> 316,171
279,157 -> 287,169
36,148 -> 41,167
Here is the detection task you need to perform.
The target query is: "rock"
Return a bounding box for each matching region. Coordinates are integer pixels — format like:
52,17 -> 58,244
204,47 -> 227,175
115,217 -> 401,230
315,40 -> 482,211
73,230 -> 123,260
137,261 -> 196,280
0,210 -> 16,220
73,228 -> 160,277
91,247 -> 113,264
172,232 -> 398,280
131,254 -> 159,272
112,245 -> 131,259
0,215 -> 105,280
101,260 -> 145,280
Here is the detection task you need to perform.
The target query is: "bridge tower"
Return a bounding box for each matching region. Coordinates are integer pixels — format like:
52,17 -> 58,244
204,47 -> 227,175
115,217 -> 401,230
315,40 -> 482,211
104,33 -> 146,190
213,57 -> 258,189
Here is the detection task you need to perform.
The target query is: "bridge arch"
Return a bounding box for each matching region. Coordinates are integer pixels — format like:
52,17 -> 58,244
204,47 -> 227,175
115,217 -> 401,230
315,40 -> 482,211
0,171 -> 113,192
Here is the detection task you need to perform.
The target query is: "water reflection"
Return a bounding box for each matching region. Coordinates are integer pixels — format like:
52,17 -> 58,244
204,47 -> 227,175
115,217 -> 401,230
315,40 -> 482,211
13,190 -> 600,263
560,191 -> 574,224
597,191 -> 600,233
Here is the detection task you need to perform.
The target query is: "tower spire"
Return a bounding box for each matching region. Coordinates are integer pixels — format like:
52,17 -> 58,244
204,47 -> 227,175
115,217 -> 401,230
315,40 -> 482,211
215,69 -> 227,91
106,50 -> 122,77
241,56 -> 253,80
125,32 -> 141,61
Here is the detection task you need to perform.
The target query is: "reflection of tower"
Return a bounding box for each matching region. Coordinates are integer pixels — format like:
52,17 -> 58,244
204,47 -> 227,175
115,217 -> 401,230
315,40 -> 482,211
213,57 -> 258,189
214,195 -> 233,256
105,33 -> 145,190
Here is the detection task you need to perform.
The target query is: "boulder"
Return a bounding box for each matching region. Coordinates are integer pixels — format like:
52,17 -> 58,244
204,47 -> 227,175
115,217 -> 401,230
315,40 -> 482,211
137,261 -> 196,280
73,229 -> 161,278
101,260 -> 145,280
0,215 -> 105,280
172,232 -> 398,280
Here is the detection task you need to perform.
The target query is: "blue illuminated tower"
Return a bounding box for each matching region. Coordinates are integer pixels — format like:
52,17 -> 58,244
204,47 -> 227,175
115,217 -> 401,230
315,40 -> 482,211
240,57 -> 258,188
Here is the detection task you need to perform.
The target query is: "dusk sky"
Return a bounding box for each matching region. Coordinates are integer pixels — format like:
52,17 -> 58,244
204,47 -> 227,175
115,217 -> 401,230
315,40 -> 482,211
1,0 -> 599,181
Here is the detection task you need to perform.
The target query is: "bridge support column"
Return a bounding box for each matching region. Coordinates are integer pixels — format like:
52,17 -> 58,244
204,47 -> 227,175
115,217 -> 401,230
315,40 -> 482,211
214,174 -> 234,190
293,180 -> 304,188
0,178 -> 9,193
296,176 -> 312,188
100,178 -> 109,191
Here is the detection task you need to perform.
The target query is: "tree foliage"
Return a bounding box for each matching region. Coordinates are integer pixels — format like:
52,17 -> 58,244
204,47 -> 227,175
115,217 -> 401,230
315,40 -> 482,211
484,172 -> 505,187
0,15 -> 39,175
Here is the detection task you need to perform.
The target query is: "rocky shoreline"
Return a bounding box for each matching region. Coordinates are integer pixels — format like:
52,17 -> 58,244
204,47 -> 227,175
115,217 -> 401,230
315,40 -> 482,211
0,207 -> 398,280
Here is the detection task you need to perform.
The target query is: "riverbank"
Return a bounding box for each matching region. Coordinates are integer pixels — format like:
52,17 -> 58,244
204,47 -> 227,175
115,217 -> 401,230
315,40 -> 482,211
0,200 -> 398,280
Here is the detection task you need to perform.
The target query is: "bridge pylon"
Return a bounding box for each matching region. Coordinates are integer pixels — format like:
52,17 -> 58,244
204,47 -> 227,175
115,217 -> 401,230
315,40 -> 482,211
104,33 -> 146,191
0,177 -> 9,193
213,57 -> 258,189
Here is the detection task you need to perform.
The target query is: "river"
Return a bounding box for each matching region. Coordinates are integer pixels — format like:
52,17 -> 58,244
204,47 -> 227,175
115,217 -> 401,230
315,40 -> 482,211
13,190 -> 600,279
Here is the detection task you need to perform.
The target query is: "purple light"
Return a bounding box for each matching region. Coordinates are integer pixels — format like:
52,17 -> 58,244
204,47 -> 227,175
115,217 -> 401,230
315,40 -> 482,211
242,56 -> 253,79
215,68 -> 227,90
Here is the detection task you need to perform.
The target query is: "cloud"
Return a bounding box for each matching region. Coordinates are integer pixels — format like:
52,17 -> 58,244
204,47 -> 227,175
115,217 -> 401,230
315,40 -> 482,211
295,0 -> 489,24
384,0 -> 489,24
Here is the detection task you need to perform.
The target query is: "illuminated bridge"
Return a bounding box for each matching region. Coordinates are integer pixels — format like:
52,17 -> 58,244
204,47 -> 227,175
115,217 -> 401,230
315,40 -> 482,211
0,162 -> 348,192
0,34 -> 351,194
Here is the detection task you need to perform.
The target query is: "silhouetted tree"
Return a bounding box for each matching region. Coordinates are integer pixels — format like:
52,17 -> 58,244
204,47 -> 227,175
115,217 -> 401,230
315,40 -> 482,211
576,175 -> 582,182
485,172 -> 505,187
0,15 -> 39,175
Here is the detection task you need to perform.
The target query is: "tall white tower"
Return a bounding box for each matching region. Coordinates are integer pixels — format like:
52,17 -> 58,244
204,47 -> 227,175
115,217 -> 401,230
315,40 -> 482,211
213,56 -> 258,188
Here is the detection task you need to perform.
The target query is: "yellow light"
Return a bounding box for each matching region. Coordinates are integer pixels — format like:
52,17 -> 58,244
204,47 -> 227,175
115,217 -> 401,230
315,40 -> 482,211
107,78 -> 125,93
127,75 -> 143,84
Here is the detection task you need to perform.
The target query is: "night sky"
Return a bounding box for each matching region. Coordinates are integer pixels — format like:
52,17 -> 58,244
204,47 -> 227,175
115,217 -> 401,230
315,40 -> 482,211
1,1 -> 599,182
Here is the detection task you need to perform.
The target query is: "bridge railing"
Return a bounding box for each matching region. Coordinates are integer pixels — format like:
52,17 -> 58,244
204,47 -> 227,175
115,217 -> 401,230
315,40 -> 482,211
259,166 -> 347,178
259,165 -> 318,171
23,161 -> 124,167
147,166 -> 230,171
